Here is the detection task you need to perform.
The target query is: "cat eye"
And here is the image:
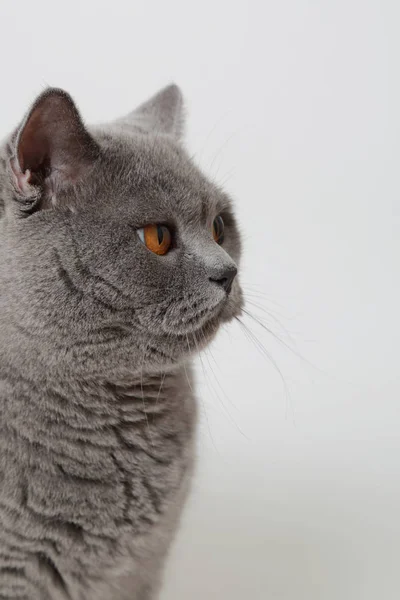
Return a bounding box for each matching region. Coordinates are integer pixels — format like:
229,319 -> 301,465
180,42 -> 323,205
137,224 -> 172,255
212,215 -> 225,245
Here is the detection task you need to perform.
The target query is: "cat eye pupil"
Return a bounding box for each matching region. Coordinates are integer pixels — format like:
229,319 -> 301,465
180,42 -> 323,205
137,224 -> 172,256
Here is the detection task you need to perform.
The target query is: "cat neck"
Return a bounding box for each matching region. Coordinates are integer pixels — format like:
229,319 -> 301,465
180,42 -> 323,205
0,363 -> 196,471
0,361 -> 195,425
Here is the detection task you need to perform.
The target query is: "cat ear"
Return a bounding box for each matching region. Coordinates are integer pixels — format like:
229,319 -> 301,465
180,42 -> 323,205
11,88 -> 99,209
115,84 -> 184,141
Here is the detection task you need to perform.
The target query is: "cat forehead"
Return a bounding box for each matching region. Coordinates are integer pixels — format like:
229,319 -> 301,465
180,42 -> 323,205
90,131 -> 229,219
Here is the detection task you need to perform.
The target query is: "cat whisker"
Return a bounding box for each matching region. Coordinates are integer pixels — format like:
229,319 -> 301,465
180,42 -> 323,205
151,371 -> 166,425
188,113 -> 230,165
196,329 -> 234,410
241,306 -> 327,378
208,130 -> 240,178
242,306 -> 299,354
243,298 -> 298,347
195,330 -> 248,440
141,345 -> 154,449
186,333 -> 218,454
218,167 -> 236,189
242,283 -> 289,307
235,316 -> 294,423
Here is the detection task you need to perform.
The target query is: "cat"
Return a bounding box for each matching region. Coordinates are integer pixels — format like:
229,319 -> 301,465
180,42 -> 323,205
0,84 -> 242,599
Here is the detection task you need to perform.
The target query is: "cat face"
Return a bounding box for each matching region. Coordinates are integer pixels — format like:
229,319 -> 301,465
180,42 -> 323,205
0,86 -> 242,376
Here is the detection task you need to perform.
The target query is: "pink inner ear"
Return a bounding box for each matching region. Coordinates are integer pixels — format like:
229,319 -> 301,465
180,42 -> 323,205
10,157 -> 33,196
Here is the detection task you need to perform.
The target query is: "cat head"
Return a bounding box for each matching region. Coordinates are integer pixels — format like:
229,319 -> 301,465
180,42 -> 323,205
0,85 -> 243,378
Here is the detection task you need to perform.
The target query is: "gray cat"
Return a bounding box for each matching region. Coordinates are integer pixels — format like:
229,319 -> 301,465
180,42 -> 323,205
0,84 -> 242,599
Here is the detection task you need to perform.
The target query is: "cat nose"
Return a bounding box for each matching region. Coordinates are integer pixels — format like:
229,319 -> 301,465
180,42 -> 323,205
209,265 -> 238,294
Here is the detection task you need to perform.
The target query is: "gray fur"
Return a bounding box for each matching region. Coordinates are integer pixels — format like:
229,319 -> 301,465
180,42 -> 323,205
0,84 -> 242,599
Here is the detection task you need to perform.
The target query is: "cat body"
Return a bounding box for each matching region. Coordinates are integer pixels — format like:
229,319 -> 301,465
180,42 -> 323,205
0,85 -> 242,599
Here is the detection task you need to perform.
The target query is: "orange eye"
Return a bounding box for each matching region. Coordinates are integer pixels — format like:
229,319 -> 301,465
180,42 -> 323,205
212,215 -> 225,245
137,224 -> 172,255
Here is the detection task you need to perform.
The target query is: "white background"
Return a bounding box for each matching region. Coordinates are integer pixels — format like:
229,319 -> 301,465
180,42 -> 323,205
1,2 -> 399,599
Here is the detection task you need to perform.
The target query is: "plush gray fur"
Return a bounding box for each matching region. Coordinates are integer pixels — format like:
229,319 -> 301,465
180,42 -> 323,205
0,84 -> 242,599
